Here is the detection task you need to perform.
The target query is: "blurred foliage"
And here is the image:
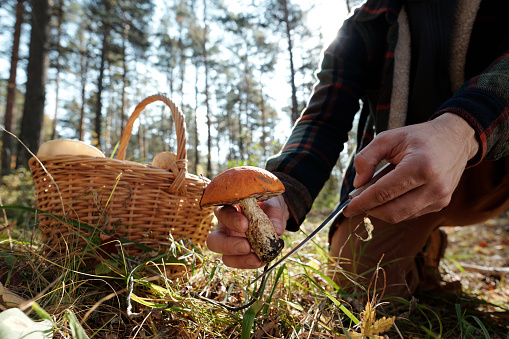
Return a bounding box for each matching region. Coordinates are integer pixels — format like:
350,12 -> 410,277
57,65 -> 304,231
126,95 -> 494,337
0,168 -> 36,226
312,176 -> 341,211
227,158 -> 260,168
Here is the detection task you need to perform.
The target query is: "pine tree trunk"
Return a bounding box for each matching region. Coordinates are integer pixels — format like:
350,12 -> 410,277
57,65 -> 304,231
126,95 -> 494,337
95,30 -> 108,149
243,55 -> 250,160
177,6 -> 186,104
16,0 -> 50,168
94,0 -> 111,150
51,76 -> 60,140
283,0 -> 299,124
51,0 -> 64,140
260,74 -> 267,160
79,51 -> 88,141
1,0 -> 24,175
120,12 -> 129,136
193,62 -> 199,174
203,0 -> 212,177
138,123 -> 145,162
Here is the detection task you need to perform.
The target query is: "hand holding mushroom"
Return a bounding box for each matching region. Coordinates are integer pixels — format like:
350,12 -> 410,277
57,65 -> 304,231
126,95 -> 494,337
201,166 -> 286,264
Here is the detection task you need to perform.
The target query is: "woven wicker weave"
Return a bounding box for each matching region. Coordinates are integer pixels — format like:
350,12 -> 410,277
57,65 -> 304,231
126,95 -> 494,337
29,94 -> 214,261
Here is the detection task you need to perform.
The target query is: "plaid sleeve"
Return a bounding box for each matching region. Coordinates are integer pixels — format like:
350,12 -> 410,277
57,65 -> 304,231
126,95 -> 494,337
266,14 -> 372,231
433,48 -> 509,166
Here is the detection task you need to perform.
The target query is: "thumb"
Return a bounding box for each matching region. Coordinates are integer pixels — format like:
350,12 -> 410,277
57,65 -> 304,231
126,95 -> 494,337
261,195 -> 288,236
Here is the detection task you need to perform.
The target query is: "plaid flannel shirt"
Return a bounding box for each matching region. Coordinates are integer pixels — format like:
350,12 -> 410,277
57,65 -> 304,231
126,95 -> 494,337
266,0 -> 509,232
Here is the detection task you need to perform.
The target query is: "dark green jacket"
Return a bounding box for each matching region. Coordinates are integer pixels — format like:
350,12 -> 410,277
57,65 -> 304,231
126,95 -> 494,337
266,0 -> 509,231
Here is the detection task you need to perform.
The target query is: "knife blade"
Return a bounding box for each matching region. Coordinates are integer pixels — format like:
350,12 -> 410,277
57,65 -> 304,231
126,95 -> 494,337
249,162 -> 396,286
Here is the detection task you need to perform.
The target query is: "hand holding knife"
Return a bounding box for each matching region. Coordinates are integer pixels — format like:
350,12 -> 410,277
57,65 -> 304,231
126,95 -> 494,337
249,162 -> 396,286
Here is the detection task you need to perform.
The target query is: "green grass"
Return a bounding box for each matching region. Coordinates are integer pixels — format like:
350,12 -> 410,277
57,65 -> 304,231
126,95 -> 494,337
1,175 -> 508,338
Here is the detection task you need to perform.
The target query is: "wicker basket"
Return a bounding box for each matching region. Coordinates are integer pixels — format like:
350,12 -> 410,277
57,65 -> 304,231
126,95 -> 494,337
29,94 -> 215,264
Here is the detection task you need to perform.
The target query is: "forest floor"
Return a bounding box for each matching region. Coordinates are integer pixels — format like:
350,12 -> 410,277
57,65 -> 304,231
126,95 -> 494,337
1,201 -> 508,337
302,210 -> 509,337
440,217 -> 509,316
304,210 -> 509,307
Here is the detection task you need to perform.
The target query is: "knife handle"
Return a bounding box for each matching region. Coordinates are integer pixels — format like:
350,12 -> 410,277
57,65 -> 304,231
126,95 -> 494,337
349,162 -> 396,199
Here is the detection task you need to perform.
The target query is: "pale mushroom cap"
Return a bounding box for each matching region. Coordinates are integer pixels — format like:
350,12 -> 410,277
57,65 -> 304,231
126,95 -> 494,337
152,151 -> 177,169
200,166 -> 285,207
37,139 -> 105,158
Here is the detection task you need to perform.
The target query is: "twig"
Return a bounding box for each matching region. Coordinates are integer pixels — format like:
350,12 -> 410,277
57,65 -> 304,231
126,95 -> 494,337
126,259 -> 174,317
459,263 -> 509,275
0,221 -> 16,235
81,274 -> 167,324
193,264 -> 270,312
18,273 -> 65,312
132,311 -> 152,339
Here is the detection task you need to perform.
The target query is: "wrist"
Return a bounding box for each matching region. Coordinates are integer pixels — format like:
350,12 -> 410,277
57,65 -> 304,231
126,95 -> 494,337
434,113 -> 479,161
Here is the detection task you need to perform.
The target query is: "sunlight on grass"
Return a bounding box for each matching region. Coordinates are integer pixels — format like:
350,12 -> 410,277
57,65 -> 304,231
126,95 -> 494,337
1,192 -> 509,338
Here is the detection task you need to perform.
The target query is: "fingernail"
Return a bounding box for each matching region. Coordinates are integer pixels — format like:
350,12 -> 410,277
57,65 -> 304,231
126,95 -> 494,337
234,241 -> 249,254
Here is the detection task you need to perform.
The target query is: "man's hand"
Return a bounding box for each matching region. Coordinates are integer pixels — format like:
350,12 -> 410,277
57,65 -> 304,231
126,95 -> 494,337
343,113 -> 479,223
206,195 -> 288,269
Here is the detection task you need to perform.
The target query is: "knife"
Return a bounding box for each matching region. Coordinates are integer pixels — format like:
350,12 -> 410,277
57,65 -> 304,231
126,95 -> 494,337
249,162 -> 396,285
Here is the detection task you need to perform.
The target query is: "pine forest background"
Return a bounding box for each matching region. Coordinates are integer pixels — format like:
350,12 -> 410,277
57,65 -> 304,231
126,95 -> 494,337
0,0 -> 362,209
1,3 -> 509,337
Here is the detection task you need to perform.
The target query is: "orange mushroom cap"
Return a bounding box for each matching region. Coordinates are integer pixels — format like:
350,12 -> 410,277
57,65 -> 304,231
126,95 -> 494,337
200,166 -> 285,207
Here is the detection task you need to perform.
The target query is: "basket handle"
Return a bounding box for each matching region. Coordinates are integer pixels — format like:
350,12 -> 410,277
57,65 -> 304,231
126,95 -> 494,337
117,93 -> 188,194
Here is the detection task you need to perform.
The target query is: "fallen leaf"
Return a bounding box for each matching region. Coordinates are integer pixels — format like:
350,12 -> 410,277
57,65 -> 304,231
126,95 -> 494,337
355,217 -> 374,242
0,282 -> 26,309
340,302 -> 395,338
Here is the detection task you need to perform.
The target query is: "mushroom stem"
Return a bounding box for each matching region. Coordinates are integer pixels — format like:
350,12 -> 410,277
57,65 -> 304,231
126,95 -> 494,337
240,197 -> 284,263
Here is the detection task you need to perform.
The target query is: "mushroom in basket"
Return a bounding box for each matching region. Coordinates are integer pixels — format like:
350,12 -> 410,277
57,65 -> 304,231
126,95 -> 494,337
152,151 -> 177,169
37,139 -> 105,157
200,166 -> 285,263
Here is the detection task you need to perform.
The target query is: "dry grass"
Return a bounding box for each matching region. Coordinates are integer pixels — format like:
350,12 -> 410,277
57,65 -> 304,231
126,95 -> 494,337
0,203 -> 508,338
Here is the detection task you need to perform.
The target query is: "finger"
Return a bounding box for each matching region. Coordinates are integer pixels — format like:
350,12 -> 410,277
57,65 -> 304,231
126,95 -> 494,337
353,152 -> 380,188
353,131 -> 401,187
206,226 -> 251,255
344,161 -> 428,217
214,205 -> 249,233
362,184 -> 450,223
221,253 -> 264,269
363,191 -> 429,224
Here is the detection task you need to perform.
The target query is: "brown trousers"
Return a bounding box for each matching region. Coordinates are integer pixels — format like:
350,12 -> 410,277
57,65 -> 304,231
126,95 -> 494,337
329,157 -> 509,298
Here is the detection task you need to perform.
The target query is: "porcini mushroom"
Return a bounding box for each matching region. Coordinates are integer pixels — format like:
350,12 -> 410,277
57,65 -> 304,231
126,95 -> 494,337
37,139 -> 105,158
200,166 -> 285,263
152,151 -> 177,170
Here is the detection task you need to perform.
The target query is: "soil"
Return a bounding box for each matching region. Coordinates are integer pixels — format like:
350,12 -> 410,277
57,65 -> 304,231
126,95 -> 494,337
441,217 -> 509,311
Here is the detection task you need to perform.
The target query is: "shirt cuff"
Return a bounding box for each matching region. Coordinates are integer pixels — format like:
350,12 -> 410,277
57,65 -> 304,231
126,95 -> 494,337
270,171 -> 313,232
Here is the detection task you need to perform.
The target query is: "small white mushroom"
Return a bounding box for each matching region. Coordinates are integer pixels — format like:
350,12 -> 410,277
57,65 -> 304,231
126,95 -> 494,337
200,166 -> 285,263
37,139 -> 105,157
